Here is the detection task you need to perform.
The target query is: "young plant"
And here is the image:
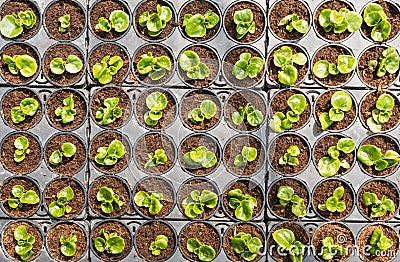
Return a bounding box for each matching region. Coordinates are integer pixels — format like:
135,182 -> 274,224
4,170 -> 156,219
230,232 -> 263,261
277,185 -> 306,217
48,186 -> 74,218
179,50 -> 210,80
14,225 -> 35,261
58,14 -> 70,32
7,185 -> 39,209
363,192 -> 395,218
272,229 -> 304,262
92,55 -> 123,84
60,232 -> 77,257
273,46 -> 307,86
228,189 -> 257,222
320,236 -> 347,261
269,94 -> 308,133
313,55 -> 357,79
94,139 -> 126,166
363,3 -> 391,42
182,9 -> 219,38
231,103 -> 263,127
371,47 -> 400,78
369,229 -> 393,255
318,8 -> 362,34
145,149 -> 168,168
278,13 -> 309,34
319,91 -> 353,130
96,10 -> 129,33
49,142 -> 77,165
96,186 -> 125,214
14,136 -> 30,163
278,145 -> 300,166
134,191 -> 163,215
138,5 -> 172,37
149,235 -> 168,256
3,54 -> 38,77
317,138 -> 356,177
55,94 -> 76,124
233,9 -> 255,39
232,52 -> 264,80
144,91 -> 168,126
10,97 -> 39,124
94,229 -> 125,254
183,146 -> 217,169
188,99 -> 217,124
182,189 -> 218,218
366,93 -> 395,133
234,146 -> 257,167
318,186 -> 346,213
95,97 -> 123,126
187,238 -> 216,262
50,55 -> 83,75
137,52 -> 171,81
0,10 -> 36,38
357,145 -> 400,172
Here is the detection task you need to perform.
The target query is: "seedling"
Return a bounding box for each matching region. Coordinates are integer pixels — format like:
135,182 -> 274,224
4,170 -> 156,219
357,144 -> 400,172
234,9 -> 255,39
273,46 -> 307,86
318,8 -> 362,34
278,145 -> 300,166
277,185 -> 306,217
137,52 -> 171,81
231,103 -> 264,127
144,92 -> 168,126
231,232 -> 263,261
10,97 -> 39,124
49,142 -> 77,165
313,55 -> 357,79
234,146 -> 257,167
95,139 -> 126,166
363,192 -> 395,218
96,186 -> 125,214
182,189 -> 218,218
232,52 -> 264,80
320,236 -> 347,261
58,14 -> 70,32
149,235 -> 168,256
363,3 -> 391,42
179,50 -> 210,80
269,94 -> 308,133
139,5 -> 172,37
0,10 -> 36,38
183,146 -> 217,169
14,225 -> 35,261
317,138 -> 356,177
92,55 -> 123,84
187,238 -> 216,261
318,186 -> 346,213
48,186 -> 74,218
134,191 -> 163,215
94,229 -> 125,254
96,10 -> 129,33
95,97 -> 123,126
272,229 -> 304,262
319,91 -> 353,130
369,229 -> 393,255
369,47 -> 400,78
366,93 -> 396,133
7,185 -> 39,209
145,149 -> 168,168
55,94 -> 77,124
182,9 -> 219,38
3,54 -> 38,78
14,136 -> 30,163
228,188 -> 257,221
60,232 -> 77,257
50,55 -> 83,75
188,99 -> 217,123
279,13 -> 309,34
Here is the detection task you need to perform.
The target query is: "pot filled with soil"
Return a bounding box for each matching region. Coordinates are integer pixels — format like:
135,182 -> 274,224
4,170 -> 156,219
43,0 -> 86,41
179,89 -> 222,132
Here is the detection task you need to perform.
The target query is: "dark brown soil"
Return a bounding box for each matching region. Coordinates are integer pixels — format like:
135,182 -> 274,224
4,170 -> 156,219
2,88 -> 42,130
1,177 -> 40,217
1,132 -> 41,174
179,222 -> 220,261
44,0 -> 85,41
268,178 -> 309,220
314,90 -> 356,131
358,180 -> 399,220
269,0 -> 310,41
269,89 -> 311,130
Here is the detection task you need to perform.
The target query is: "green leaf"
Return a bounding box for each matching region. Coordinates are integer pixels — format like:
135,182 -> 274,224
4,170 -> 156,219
0,15 -> 24,38
146,92 -> 168,111
232,59 -> 249,80
376,94 -> 395,111
287,94 -> 307,115
50,57 -> 65,75
319,112 -> 333,130
331,91 -> 352,112
198,244 -> 216,261
313,60 -> 330,78
372,20 -> 391,42
49,201 -> 66,218
337,138 -> 356,153
277,186 -> 294,201
200,100 -> 217,119
20,98 -> 39,116
20,190 -> 39,205
65,55 -> 83,74
14,136 -> 29,150
61,142 -> 76,158
184,14 -> 207,37
357,145 -> 382,166
109,10 -> 129,33
14,225 -> 29,241
278,65 -> 298,86
14,55 -> 38,77
337,55 -> 357,74
272,229 -> 295,250
318,157 -> 341,177
49,150 -> 63,165
12,185 -> 24,198
235,200 -> 253,221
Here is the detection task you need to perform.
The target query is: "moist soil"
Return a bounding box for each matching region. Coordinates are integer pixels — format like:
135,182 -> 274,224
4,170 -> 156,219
44,178 -> 85,218
90,86 -> 131,129
178,45 -> 219,87
134,133 -> 175,174
134,0 -> 176,41
269,0 -> 310,41
44,0 -> 85,41
359,46 -> 400,88
223,223 -> 264,262
270,89 -> 311,130
224,1 -> 265,43
47,222 -> 86,262
89,176 -> 130,217
178,179 -> 218,219
179,134 -> 220,175
2,88 -> 42,130
0,44 -> 39,84
179,222 -> 220,261
268,178 -> 309,220
92,221 -> 131,261
314,0 -> 353,41
312,179 -> 354,220
135,88 -> 176,130
225,90 -> 266,132
1,132 -> 41,174
135,221 -> 175,261
224,135 -> 265,176
46,89 -> 87,131
3,221 -> 43,260
88,43 -> 129,85
269,134 -> 310,175
358,224 -> 399,262
315,90 -> 356,131
134,177 -> 174,218
358,180 -> 399,220
223,46 -> 264,87
1,177 -> 40,217
313,45 -> 353,87
180,89 -> 221,131
90,0 -> 129,40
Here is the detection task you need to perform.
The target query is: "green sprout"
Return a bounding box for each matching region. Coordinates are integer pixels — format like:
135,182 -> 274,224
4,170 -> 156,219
369,47 -> 400,78
137,52 -> 171,81
7,185 -> 39,209
179,50 -> 210,80
278,145 -> 300,166
60,232 -> 77,257
3,54 -> 38,78
48,186 -> 74,218
366,93 -> 395,133
96,10 -> 129,33
183,146 -> 217,169
277,185 -> 306,217
187,238 -> 216,262
231,103 -> 264,127
145,149 -> 168,168
363,3 -> 391,42
95,139 -> 126,166
357,144 -> 400,172
188,100 -> 217,124
273,46 -> 307,86
313,55 -> 357,79
319,91 -> 353,130
144,91 -> 168,126
95,97 -> 123,126
134,191 -> 163,215
14,136 -> 30,163
318,8 -> 362,34
279,13 -> 309,34
369,229 -> 394,255
58,14 -> 70,32
272,229 -> 304,262
149,235 -> 168,256
231,232 -> 263,261
10,97 -> 39,124
139,5 -> 172,37
318,186 -> 346,213
50,55 -> 83,75
96,186 -> 125,214
228,188 -> 257,221
182,9 -> 219,38
232,52 -> 264,80
234,146 -> 257,167
55,94 -> 76,124
14,225 -> 35,261
49,142 -> 77,166
92,55 -> 123,84
182,189 -> 218,218
233,9 -> 255,40
94,229 -> 125,254
321,236 -> 347,261
0,10 -> 36,38
363,192 -> 395,218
